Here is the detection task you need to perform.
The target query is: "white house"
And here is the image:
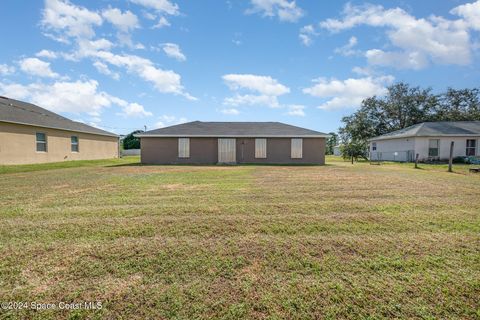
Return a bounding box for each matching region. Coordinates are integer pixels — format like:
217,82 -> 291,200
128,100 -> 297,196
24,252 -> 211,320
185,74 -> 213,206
333,145 -> 342,156
369,121 -> 480,162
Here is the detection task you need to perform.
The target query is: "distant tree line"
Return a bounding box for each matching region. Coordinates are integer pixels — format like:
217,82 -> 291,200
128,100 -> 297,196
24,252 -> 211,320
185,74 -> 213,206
338,82 -> 480,159
123,130 -> 143,149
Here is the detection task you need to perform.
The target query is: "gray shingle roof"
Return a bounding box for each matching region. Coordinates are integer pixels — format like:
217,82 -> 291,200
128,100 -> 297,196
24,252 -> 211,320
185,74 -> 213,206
0,96 -> 117,137
136,121 -> 328,137
370,121 -> 480,141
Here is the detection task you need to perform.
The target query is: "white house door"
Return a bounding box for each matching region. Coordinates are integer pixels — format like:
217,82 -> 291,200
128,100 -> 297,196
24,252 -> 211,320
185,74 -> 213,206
218,138 -> 236,163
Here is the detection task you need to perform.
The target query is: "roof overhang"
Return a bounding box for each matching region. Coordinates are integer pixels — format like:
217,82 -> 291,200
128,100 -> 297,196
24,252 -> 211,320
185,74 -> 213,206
0,120 -> 119,138
369,134 -> 480,142
135,134 -> 330,138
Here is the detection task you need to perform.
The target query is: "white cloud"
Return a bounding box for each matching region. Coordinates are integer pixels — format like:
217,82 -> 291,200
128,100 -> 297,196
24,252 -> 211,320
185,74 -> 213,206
286,104 -> 305,116
130,0 -> 179,15
303,76 -> 394,110
112,99 -> 152,118
224,94 -> 281,108
220,108 -> 240,115
153,16 -> 171,28
222,74 -> 289,108
299,24 -> 317,46
161,43 -> 186,61
41,0 -> 103,40
365,49 -> 428,70
93,51 -> 196,100
102,8 -> 139,32
334,36 -> 359,56
451,0 -> 480,31
19,58 -> 59,78
0,79 -> 149,118
0,64 -> 15,76
223,74 -> 289,96
36,50 -> 58,59
102,7 -> 140,47
247,0 -> 304,22
319,3 -> 475,68
155,115 -> 187,128
93,61 -> 120,80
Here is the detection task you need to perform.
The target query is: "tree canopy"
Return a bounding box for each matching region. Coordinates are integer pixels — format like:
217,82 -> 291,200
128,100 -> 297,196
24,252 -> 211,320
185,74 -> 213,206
326,132 -> 338,155
340,82 -> 480,144
122,130 -> 143,150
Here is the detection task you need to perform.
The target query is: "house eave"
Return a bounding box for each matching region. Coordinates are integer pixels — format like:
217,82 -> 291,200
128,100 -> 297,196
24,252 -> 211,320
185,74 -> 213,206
0,120 -> 118,138
135,134 -> 330,138
369,133 -> 480,142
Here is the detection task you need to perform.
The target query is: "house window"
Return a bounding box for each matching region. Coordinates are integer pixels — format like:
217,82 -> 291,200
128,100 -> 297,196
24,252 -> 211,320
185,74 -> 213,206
178,138 -> 190,158
372,142 -> 377,151
466,139 -> 477,156
255,138 -> 267,158
36,132 -> 47,152
428,139 -> 439,157
291,138 -> 303,159
71,136 -> 79,152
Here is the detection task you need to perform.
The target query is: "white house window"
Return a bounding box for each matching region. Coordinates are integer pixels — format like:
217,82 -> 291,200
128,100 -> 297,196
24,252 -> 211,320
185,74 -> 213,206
466,139 -> 476,156
178,138 -> 190,158
71,136 -> 79,152
255,138 -> 267,158
372,142 -> 377,151
36,132 -> 47,152
428,139 -> 440,157
291,138 -> 303,159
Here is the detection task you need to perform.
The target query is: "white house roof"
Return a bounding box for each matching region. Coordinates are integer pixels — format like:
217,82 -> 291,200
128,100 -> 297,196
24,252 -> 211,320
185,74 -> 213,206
369,121 -> 480,141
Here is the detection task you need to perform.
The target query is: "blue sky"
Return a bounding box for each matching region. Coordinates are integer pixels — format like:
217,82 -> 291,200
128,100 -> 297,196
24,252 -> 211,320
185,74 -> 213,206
0,0 -> 479,134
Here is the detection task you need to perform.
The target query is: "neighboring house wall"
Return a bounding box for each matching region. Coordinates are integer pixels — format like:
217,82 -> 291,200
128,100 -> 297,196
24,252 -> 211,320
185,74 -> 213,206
0,122 -> 119,165
140,137 -> 326,164
333,146 -> 341,156
141,137 -> 218,164
414,136 -> 479,161
370,136 -> 479,162
370,138 -> 415,161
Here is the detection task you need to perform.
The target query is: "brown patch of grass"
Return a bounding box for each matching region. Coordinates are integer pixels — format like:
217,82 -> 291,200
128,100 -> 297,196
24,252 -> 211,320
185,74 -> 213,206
0,159 -> 479,319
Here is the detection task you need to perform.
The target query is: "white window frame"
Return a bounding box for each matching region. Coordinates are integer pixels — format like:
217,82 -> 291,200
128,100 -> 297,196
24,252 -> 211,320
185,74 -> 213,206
178,138 -> 190,158
255,138 -> 267,159
428,139 -> 440,157
71,136 -> 79,153
291,138 -> 303,159
36,132 -> 47,152
372,142 -> 377,151
466,139 -> 477,156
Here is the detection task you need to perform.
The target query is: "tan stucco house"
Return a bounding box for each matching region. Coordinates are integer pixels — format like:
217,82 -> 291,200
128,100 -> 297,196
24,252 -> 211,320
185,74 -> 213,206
0,96 -> 119,165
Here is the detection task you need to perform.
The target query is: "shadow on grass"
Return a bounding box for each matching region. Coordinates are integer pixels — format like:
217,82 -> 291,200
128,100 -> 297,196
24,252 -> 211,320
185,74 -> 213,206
106,162 -> 327,168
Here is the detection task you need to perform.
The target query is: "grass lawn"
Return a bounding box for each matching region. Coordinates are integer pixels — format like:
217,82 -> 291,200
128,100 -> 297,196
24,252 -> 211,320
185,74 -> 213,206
0,156 -> 479,319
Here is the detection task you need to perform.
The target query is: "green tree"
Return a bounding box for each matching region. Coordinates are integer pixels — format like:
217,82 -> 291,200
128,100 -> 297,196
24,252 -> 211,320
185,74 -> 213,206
326,132 -> 338,155
123,130 -> 143,149
430,88 -> 480,121
340,141 -> 368,162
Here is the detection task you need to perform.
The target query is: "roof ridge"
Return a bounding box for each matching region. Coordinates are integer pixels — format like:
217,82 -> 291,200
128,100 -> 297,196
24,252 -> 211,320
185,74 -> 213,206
0,101 -> 70,121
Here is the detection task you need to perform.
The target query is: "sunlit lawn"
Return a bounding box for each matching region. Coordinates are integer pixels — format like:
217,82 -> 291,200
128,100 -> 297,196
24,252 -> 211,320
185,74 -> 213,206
0,156 -> 479,319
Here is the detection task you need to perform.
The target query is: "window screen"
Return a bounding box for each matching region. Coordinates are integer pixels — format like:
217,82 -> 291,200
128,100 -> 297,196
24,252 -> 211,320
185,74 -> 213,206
178,138 -> 190,158
36,132 -> 47,152
466,139 -> 476,156
255,138 -> 267,158
291,138 -> 303,159
428,139 -> 439,157
71,136 -> 79,152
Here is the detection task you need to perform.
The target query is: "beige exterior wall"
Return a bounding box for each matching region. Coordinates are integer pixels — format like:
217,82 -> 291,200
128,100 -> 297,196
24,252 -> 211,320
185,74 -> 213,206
0,122 -> 119,165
